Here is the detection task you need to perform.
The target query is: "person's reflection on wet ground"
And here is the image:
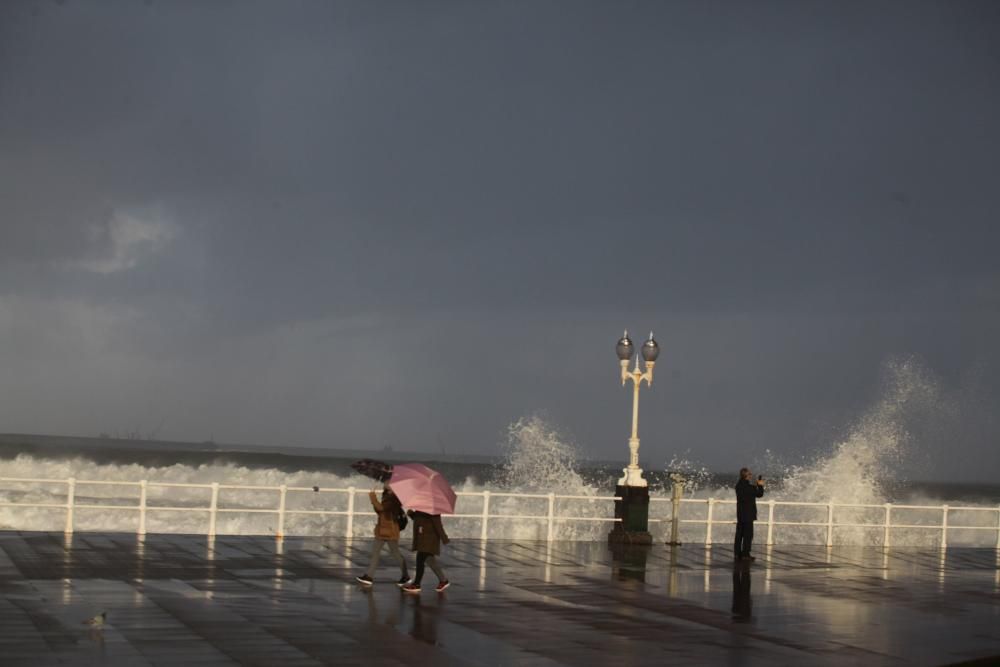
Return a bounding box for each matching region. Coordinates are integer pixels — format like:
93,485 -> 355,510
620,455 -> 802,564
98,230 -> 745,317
406,593 -> 441,645
86,627 -> 106,651
731,562 -> 752,622
364,586 -> 377,625
362,586 -> 401,629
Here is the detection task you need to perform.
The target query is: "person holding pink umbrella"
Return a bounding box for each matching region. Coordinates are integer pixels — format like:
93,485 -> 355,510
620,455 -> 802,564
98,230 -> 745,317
401,510 -> 450,593
388,463 -> 456,594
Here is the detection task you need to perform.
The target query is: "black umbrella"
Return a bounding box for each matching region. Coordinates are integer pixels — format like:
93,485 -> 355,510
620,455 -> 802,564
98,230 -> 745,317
350,458 -> 393,483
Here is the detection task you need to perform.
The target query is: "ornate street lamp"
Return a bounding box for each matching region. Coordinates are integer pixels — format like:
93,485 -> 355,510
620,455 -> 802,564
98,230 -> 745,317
616,330 -> 659,487
609,330 -> 660,546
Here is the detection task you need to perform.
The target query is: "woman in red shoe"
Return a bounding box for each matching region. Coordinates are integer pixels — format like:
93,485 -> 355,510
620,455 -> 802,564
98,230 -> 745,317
401,510 -> 450,593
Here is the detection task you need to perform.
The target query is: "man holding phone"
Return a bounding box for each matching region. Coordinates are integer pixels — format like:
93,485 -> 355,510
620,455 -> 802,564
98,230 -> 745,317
734,467 -> 765,561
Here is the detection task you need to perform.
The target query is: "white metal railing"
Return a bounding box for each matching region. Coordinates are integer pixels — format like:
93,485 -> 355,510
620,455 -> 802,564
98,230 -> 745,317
0,476 -> 621,540
2,476 -> 999,548
652,497 -> 1000,550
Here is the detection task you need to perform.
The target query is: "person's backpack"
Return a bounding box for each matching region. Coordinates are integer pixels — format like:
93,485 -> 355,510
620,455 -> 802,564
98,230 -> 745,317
397,511 -> 408,531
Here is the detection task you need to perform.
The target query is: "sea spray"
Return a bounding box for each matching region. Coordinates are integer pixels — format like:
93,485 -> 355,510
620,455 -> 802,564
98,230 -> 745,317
672,359 -> 963,545
495,415 -> 589,492
778,359 -> 935,506
450,415 -> 608,541
661,453 -> 713,495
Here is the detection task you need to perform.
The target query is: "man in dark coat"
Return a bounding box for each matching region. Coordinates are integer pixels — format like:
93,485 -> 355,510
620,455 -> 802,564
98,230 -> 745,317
734,467 -> 765,561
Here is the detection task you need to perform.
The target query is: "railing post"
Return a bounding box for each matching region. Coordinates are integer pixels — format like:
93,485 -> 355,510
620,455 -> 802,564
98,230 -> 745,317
705,498 -> 714,548
480,491 -> 490,541
138,480 -> 148,536
883,503 -> 891,548
64,478 -> 76,535
667,480 -> 683,545
277,484 -> 287,539
996,505 -> 1000,551
208,483 -> 219,538
766,500 -> 775,546
826,503 -> 834,547
546,493 -> 555,542
346,487 -> 356,538
941,505 -> 948,550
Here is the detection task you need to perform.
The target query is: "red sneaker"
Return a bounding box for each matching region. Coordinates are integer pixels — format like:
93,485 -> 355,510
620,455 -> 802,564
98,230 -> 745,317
401,583 -> 421,594
435,580 -> 450,592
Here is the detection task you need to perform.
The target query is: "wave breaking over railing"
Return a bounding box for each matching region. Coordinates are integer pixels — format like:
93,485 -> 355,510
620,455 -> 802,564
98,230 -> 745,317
1,362 -> 996,545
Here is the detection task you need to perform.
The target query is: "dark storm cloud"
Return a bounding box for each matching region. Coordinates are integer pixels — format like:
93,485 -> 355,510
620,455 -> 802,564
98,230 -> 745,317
1,0 -> 998,478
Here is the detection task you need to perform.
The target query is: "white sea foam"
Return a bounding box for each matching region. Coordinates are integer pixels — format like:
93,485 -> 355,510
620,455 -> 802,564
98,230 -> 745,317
0,416 -> 612,541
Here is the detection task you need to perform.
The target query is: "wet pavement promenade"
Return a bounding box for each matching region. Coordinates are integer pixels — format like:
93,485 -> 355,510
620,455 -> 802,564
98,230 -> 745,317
0,532 -> 998,666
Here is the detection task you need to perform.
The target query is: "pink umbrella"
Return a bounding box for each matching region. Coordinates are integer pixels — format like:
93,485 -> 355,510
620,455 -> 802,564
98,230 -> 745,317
389,463 -> 457,515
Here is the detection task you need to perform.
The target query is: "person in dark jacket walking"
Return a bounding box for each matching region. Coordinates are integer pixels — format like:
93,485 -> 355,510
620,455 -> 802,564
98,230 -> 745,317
401,511 -> 450,593
356,486 -> 409,586
734,467 -> 765,561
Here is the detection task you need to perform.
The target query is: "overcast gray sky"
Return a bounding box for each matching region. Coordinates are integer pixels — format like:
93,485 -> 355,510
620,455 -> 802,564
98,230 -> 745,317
1,0 -> 998,480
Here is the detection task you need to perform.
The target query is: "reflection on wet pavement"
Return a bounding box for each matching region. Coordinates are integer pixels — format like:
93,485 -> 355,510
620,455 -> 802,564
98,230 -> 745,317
0,532 -> 997,665
731,563 -> 752,622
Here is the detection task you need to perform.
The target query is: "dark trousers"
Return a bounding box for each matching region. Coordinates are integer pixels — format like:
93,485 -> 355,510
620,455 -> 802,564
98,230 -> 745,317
414,551 -> 445,585
734,520 -> 755,557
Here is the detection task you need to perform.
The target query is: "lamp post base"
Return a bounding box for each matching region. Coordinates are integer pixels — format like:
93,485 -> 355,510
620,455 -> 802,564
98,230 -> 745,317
617,465 -> 647,487
608,530 -> 653,546
608,484 -> 652,546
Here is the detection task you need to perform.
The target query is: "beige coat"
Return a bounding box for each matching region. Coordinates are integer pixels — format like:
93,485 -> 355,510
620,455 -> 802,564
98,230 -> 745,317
370,491 -> 402,541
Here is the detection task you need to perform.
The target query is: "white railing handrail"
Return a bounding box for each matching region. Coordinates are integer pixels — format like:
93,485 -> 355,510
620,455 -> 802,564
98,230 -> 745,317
0,475 -> 623,540
1,475 -> 998,548
670,496 -> 996,513
671,496 -> 1000,551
